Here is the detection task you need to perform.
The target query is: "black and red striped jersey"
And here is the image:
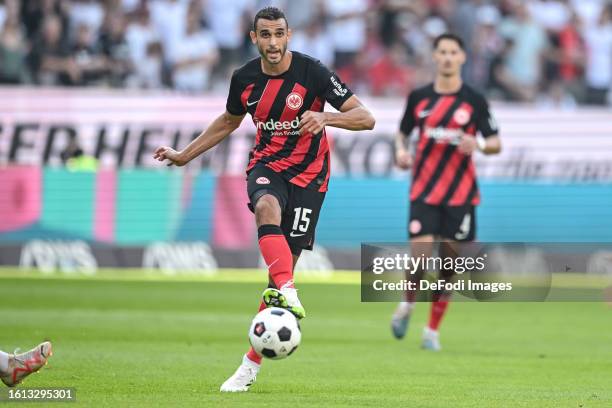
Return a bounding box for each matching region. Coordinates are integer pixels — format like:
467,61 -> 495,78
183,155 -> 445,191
399,83 -> 499,206
226,51 -> 353,192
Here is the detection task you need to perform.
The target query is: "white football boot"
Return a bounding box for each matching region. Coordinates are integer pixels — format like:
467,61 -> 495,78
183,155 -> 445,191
421,327 -> 442,351
220,355 -> 260,392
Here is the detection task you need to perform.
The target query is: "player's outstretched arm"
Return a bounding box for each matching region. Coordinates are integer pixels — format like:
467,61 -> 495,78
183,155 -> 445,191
299,95 -> 375,135
153,111 -> 245,166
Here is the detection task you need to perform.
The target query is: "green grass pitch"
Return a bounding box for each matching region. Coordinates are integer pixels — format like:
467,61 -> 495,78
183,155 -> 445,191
0,270 -> 611,407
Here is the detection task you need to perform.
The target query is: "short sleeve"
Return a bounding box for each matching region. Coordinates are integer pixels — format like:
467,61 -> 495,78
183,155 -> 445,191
475,95 -> 499,138
225,71 -> 247,116
314,61 -> 354,111
399,92 -> 417,136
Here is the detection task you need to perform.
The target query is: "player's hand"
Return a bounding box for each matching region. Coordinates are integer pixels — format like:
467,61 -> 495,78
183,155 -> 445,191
299,111 -> 327,135
395,148 -> 413,170
153,146 -> 188,166
457,135 -> 478,155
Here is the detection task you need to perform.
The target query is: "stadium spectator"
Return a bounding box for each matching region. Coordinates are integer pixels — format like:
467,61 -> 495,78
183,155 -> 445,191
67,0 -> 104,38
528,0 -> 571,32
171,8 -> 218,92
0,8 -> 28,84
129,40 -> 163,89
149,0 -> 189,65
323,0 -> 369,71
0,0 -> 609,105
583,4 -> 612,105
125,3 -> 162,88
204,0 -> 254,86
0,4 -> 5,29
28,15 -> 79,86
570,0 -> 605,27
366,42 -> 413,96
448,0 -> 482,50
70,23 -> 110,86
468,5 -> 503,92
555,11 -> 585,101
99,11 -> 132,87
488,38 -> 532,101
119,0 -> 141,14
498,1 -> 548,101
255,0 -> 323,31
20,0 -> 70,40
289,19 -> 334,68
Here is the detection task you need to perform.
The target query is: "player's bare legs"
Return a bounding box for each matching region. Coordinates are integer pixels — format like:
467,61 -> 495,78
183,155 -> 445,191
391,235 -> 435,339
0,342 -> 53,387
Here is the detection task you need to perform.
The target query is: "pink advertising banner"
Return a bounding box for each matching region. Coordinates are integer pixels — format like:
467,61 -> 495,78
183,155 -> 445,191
0,87 -> 610,181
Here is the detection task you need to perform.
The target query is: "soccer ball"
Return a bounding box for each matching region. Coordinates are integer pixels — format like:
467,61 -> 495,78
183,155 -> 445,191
248,307 -> 301,360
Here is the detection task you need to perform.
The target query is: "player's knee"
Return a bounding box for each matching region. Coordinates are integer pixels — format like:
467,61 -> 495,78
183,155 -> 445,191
254,194 -> 281,225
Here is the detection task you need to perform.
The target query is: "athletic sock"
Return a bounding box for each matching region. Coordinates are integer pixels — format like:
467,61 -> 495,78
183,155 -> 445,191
242,353 -> 261,369
245,348 -> 262,365
393,301 -> 414,321
0,351 -> 9,372
428,294 -> 450,330
258,225 -> 294,289
400,301 -> 415,312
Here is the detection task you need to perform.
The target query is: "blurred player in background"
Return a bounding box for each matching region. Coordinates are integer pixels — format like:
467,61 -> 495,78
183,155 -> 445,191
0,342 -> 52,387
391,33 -> 501,350
153,7 -> 374,392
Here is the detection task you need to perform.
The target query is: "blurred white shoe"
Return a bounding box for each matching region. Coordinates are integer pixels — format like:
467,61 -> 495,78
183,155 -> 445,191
421,327 -> 441,351
391,301 -> 413,339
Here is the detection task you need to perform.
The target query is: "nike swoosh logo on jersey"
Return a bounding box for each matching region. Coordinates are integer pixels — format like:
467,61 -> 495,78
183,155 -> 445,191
246,99 -> 260,107
289,231 -> 306,237
418,110 -> 431,118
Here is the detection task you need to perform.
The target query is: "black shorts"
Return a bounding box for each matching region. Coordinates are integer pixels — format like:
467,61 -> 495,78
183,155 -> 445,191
409,201 -> 476,242
247,165 -> 326,255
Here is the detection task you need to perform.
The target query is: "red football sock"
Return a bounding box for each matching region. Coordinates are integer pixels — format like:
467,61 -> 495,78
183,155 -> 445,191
246,348 -> 262,365
258,225 -> 294,289
245,300 -> 267,365
428,297 -> 450,331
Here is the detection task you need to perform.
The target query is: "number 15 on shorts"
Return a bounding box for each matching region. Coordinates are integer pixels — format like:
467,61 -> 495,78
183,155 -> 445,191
291,207 -> 312,237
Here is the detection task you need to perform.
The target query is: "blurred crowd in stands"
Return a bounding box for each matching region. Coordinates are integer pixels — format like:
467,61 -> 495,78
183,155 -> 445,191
0,0 -> 611,106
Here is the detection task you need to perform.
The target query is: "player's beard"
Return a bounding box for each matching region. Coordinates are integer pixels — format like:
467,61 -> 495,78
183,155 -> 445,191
259,44 -> 286,65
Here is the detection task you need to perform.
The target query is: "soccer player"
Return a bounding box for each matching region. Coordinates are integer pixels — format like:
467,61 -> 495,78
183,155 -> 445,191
153,7 -> 374,392
391,33 -> 501,350
0,342 -> 53,387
